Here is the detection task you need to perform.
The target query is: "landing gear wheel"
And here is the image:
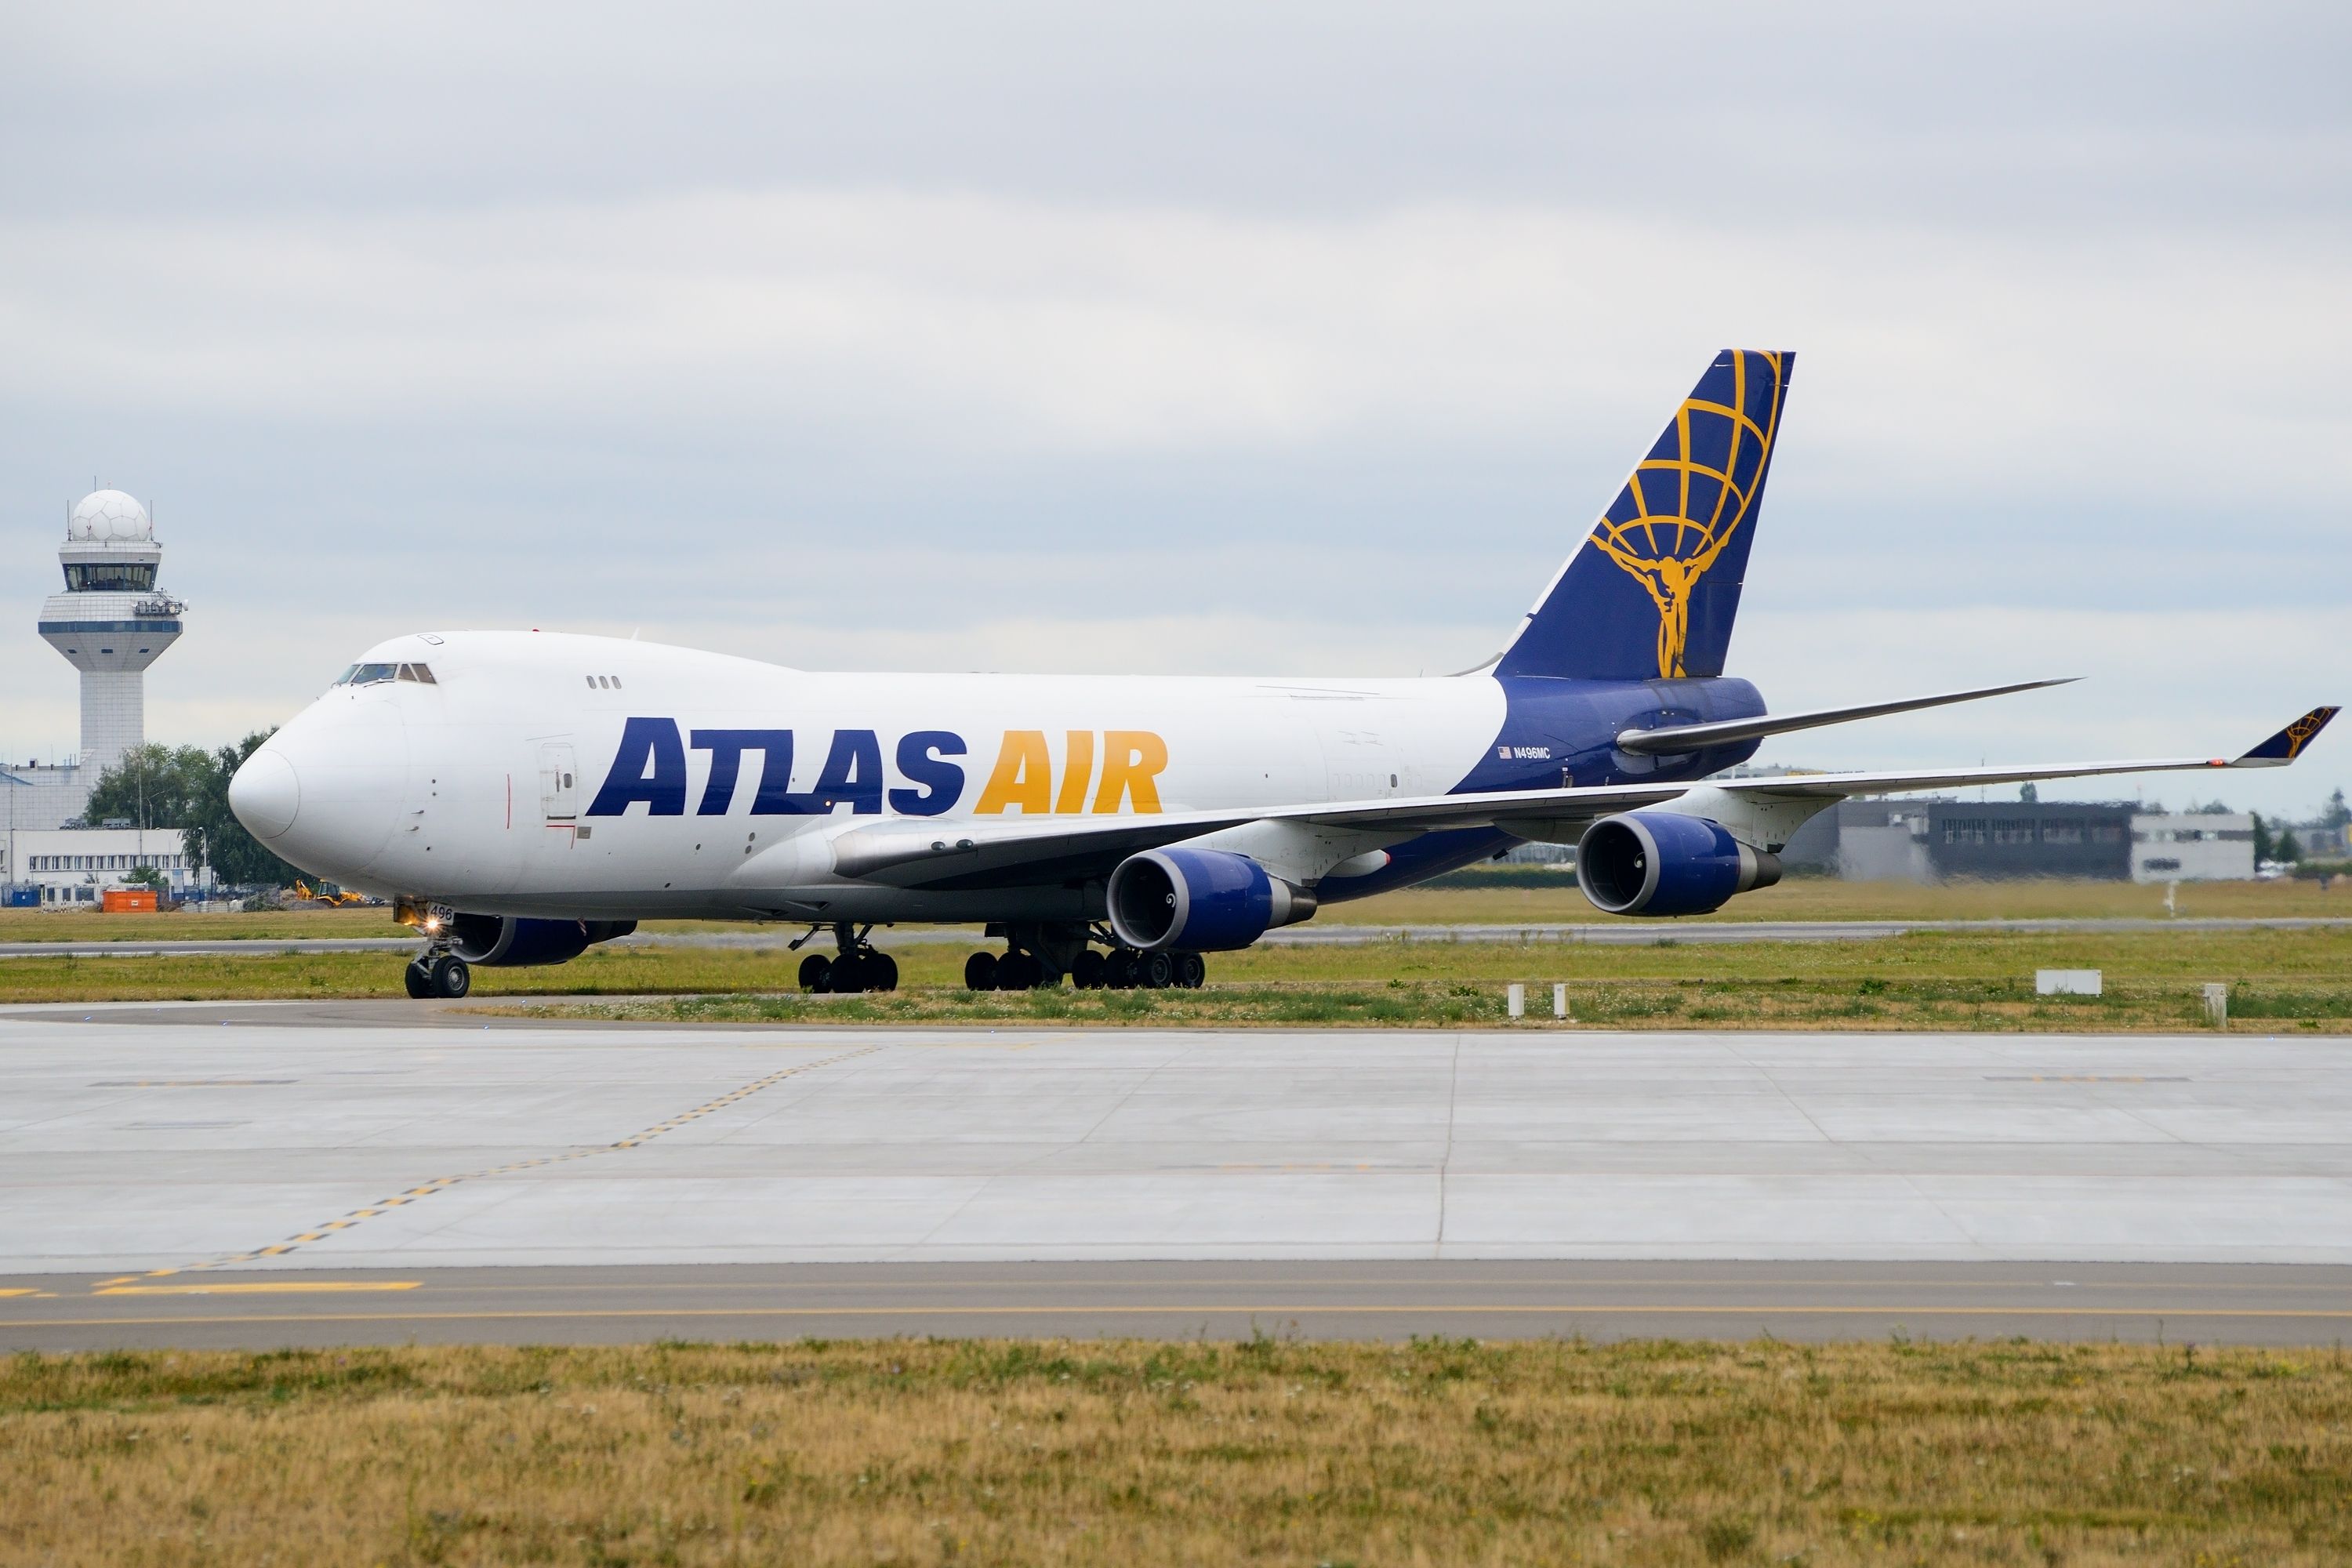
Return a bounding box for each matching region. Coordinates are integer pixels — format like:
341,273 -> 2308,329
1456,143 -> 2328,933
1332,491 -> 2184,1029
964,951 -> 999,991
1105,949 -> 1139,989
1140,949 -> 1178,989
798,953 -> 833,993
869,953 -> 898,992
1070,949 -> 1107,989
1178,951 -> 1206,989
999,953 -> 1044,991
429,956 -> 471,999
402,960 -> 433,1000
830,953 -> 870,993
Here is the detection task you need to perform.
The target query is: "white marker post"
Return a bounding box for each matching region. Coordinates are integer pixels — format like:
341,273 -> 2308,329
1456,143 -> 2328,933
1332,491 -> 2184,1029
1507,982 -> 1525,1018
2204,982 -> 2228,1027
1553,982 -> 1570,1020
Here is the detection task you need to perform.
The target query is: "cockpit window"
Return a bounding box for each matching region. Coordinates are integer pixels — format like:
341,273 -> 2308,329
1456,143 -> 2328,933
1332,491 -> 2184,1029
396,663 -> 436,684
337,663 -> 400,686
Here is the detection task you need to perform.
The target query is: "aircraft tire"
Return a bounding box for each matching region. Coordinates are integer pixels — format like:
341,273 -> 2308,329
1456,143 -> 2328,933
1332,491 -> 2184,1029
1105,949 -> 1138,989
870,953 -> 899,992
1000,953 -> 1044,991
964,951 -> 998,991
798,953 -> 833,993
830,954 -> 869,993
1178,951 -> 1206,989
430,956 -> 471,1000
1141,950 -> 1178,989
402,961 -> 433,1000
1070,949 -> 1106,989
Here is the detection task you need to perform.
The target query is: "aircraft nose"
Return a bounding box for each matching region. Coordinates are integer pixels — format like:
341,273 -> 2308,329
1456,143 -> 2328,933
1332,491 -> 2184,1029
229,746 -> 302,840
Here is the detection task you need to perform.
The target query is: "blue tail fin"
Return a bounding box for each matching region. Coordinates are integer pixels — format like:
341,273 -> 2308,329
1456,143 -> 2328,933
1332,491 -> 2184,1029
1495,350 -> 1793,681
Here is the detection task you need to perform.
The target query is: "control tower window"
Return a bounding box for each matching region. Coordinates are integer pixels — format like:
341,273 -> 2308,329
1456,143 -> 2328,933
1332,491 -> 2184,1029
63,562 -> 158,593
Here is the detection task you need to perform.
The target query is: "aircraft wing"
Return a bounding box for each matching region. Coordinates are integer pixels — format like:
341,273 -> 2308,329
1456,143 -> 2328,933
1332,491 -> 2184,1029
812,707 -> 2338,891
1612,677 -> 2075,756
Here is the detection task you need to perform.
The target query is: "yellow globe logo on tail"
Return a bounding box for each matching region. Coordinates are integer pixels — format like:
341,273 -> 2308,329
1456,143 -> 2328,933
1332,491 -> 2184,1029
1585,350 -> 1789,679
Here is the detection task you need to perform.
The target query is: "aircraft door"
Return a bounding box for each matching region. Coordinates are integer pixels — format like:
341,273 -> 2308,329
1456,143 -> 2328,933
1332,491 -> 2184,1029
538,742 -> 580,822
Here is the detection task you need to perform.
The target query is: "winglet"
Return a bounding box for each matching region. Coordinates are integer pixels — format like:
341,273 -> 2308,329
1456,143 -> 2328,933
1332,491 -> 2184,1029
2234,706 -> 2340,767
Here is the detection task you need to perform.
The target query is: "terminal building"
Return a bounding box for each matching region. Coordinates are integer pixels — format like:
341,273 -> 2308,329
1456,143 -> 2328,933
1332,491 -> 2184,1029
1779,797 -> 2255,882
2,490 -> 195,903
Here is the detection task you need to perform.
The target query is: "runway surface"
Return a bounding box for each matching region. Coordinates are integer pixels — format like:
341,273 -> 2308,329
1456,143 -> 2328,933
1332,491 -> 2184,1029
3,1011 -> 2347,1345
5,913 -> 2346,960
7,1261 -> 2347,1350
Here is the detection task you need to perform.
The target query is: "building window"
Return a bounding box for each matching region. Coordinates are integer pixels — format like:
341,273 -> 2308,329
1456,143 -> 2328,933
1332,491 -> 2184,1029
1942,819 -> 1988,845
2143,857 -> 2182,873
2042,821 -> 2084,844
1991,818 -> 2035,844
62,562 -> 158,593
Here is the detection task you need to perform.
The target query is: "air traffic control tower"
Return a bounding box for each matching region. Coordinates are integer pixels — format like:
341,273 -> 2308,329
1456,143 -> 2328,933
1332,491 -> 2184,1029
36,490 -> 185,775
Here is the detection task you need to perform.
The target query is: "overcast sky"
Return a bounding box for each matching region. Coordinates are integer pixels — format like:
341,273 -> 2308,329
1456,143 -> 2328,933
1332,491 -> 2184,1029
3,2 -> 2345,813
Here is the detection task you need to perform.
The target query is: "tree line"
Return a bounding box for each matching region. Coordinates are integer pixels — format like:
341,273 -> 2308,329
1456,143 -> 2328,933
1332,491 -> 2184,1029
80,732 -> 304,887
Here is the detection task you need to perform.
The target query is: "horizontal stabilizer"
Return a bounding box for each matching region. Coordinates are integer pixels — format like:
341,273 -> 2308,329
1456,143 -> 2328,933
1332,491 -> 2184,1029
2233,706 -> 2339,767
1614,677 -> 2075,756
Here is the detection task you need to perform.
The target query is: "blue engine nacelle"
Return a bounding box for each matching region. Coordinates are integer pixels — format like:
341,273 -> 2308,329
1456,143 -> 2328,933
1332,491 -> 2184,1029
448,915 -> 638,967
1105,848 -> 1317,952
1576,812 -> 1781,917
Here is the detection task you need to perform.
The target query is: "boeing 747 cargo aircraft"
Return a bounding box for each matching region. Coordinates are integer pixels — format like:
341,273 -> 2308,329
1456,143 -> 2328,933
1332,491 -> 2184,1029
227,351 -> 2338,998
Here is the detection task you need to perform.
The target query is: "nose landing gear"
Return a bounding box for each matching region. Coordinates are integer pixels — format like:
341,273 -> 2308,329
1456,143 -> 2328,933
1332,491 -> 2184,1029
403,953 -> 471,1000
399,901 -> 470,1000
795,923 -> 899,993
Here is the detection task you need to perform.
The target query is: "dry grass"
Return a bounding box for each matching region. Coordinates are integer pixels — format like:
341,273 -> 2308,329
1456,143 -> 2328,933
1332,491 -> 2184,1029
5,927 -> 2349,1033
2,1338 -> 2348,1566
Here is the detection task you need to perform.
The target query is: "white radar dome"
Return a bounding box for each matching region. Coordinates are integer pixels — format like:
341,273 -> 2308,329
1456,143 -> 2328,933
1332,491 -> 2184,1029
67,489 -> 153,543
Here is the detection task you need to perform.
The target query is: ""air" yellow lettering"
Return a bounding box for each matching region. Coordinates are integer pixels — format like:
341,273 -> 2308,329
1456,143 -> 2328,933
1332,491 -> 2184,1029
973,730 -> 1167,814
1094,731 -> 1167,814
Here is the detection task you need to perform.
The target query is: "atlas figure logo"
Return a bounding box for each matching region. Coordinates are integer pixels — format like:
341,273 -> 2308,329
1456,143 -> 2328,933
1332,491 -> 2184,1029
1585,350 -> 1788,680
586,720 -> 1169,818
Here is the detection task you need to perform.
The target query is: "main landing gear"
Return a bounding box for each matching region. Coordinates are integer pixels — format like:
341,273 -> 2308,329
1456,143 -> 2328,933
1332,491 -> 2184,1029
964,924 -> 1207,992
795,922 -> 900,994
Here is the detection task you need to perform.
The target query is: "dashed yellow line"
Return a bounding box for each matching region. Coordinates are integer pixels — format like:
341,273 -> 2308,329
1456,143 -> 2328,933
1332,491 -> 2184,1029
131,1044 -> 881,1279
94,1282 -> 420,1297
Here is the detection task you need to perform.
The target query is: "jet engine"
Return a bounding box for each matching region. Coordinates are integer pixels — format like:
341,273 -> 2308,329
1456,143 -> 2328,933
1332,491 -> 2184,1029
1575,811 -> 1780,917
446,915 -> 638,967
1106,848 -> 1316,952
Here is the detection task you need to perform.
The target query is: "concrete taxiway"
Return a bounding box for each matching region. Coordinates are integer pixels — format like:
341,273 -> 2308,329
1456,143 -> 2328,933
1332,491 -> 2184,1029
3,1011 -> 2348,1346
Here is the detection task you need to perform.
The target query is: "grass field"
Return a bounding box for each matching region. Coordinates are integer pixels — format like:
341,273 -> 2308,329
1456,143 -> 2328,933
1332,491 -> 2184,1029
3,922 -> 2347,1032
4,1338 -> 2347,1566
2,873 -> 2345,947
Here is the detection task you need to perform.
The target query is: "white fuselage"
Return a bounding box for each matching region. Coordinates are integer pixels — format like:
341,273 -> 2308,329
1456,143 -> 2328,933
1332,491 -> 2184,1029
249,630 -> 1512,923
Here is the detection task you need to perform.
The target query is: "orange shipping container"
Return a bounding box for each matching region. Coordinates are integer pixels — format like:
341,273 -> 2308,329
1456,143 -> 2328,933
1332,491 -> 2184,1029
100,889 -> 159,913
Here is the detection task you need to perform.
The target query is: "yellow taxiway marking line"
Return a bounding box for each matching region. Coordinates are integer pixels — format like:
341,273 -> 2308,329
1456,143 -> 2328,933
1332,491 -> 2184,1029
92,1282 -> 423,1297
131,1044 -> 882,1279
0,1288 -> 49,1298
14,1304 -> 2352,1327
